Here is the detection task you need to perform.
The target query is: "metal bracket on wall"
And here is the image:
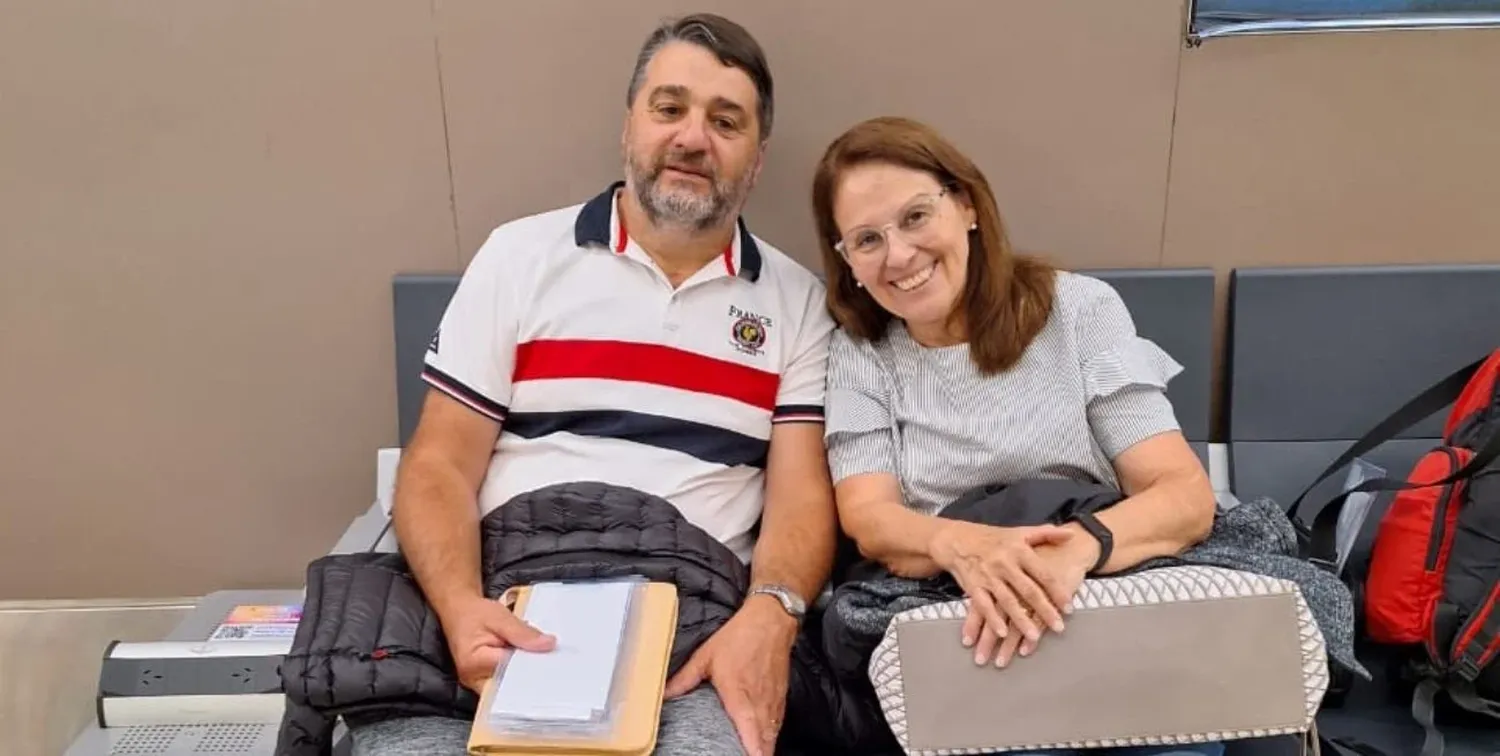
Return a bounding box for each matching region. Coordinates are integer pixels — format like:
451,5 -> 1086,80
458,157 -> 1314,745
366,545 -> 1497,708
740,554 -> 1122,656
1185,4 -> 1500,46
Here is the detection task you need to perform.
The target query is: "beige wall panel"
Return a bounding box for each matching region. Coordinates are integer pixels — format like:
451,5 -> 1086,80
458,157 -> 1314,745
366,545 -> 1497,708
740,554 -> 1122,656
1161,28 -> 1500,433
0,1 -> 457,599
1163,28 -> 1500,270
437,0 -> 1187,272
0,599 -> 193,756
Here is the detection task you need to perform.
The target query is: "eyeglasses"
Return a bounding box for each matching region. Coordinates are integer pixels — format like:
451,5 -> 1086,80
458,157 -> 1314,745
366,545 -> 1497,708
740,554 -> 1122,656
834,187 -> 953,266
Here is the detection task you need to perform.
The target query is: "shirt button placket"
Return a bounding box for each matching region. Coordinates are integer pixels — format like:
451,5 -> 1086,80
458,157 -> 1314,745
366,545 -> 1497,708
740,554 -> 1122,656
663,292 -> 680,333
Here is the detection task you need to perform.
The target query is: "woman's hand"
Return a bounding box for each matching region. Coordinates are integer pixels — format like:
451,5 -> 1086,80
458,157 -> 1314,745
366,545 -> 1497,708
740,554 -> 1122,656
974,530 -> 1099,666
928,521 -> 1078,657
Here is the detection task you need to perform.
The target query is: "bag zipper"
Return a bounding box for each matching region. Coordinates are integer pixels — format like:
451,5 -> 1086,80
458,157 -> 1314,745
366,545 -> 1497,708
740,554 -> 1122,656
1423,447 -> 1464,572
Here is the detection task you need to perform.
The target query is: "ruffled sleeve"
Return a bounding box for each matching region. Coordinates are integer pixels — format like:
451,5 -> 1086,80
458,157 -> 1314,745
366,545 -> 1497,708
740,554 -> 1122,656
823,329 -> 898,483
1077,280 -> 1186,459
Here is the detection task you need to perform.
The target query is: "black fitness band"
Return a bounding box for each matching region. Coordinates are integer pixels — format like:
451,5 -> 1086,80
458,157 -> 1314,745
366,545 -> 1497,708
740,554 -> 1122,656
1071,511 -> 1114,574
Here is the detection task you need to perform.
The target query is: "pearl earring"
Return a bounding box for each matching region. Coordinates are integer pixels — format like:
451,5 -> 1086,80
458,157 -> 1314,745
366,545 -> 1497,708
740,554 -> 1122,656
969,222 -> 978,230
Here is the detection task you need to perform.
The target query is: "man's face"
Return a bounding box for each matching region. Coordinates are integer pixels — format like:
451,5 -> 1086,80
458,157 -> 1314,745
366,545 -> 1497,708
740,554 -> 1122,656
623,41 -> 764,232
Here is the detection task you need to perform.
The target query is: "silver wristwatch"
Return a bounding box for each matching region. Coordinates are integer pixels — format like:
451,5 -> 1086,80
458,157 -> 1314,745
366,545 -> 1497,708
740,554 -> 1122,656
749,583 -> 807,621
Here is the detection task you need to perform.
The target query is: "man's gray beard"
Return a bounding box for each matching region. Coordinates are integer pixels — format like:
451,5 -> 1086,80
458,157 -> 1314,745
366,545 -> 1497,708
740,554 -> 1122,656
627,154 -> 747,232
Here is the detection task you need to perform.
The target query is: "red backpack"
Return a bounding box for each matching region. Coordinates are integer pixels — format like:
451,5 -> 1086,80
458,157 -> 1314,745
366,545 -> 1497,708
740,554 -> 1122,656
1290,349 -> 1500,756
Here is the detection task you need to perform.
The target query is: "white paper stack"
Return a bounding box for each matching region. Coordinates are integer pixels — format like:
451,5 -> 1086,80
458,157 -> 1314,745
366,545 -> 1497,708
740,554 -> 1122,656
486,579 -> 636,734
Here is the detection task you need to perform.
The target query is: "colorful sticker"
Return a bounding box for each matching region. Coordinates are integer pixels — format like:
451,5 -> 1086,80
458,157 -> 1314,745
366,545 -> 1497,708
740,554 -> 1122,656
223,604 -> 302,624
209,603 -> 303,641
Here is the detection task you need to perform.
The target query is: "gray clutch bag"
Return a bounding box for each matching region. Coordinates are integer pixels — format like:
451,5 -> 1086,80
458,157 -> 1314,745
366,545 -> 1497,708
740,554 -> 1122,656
868,565 -> 1329,754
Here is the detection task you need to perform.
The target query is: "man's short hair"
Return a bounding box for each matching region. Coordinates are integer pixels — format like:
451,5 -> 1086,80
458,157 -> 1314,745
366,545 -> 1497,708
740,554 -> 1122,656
626,13 -> 774,142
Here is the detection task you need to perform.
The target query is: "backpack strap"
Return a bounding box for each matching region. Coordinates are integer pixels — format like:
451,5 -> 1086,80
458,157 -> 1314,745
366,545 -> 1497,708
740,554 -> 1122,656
1411,667 -> 1500,756
1290,356 -> 1487,518
1452,581 -> 1500,687
1288,356 -> 1500,567
1448,678 -> 1500,719
1300,425 -> 1500,567
1313,727 -> 1396,756
1412,676 -> 1446,756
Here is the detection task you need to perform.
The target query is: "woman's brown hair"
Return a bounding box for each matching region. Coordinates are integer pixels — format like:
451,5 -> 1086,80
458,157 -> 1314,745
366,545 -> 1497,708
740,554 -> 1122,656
811,116 -> 1056,375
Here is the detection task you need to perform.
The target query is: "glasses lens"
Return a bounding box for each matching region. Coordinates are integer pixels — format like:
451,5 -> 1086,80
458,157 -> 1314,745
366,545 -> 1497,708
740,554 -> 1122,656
843,229 -> 885,258
840,192 -> 945,263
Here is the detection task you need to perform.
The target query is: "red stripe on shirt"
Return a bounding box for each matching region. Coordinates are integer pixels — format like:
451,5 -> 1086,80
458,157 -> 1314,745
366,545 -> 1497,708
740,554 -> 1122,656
512,339 -> 779,411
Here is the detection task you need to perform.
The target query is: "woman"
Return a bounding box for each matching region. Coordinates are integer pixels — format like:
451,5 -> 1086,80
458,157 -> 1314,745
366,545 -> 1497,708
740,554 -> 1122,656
813,115 -> 1222,756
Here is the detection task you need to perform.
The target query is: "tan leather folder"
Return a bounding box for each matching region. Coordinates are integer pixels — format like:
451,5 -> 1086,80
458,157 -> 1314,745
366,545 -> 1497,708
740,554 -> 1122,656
467,581 -> 679,756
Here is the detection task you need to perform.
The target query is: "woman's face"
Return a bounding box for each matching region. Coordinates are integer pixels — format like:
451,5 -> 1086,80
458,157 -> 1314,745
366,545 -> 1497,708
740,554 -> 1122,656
831,162 -> 977,341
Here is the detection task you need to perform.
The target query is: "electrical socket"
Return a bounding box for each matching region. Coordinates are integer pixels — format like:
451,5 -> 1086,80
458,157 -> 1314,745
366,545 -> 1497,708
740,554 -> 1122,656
138,665 -> 165,690
227,661 -> 282,693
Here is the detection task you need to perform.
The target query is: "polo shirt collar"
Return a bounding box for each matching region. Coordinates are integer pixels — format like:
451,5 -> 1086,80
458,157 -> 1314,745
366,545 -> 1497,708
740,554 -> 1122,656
573,181 -> 762,283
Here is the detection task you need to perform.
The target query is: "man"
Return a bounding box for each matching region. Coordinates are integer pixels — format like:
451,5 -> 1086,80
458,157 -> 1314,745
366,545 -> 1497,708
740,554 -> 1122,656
352,13 -> 838,756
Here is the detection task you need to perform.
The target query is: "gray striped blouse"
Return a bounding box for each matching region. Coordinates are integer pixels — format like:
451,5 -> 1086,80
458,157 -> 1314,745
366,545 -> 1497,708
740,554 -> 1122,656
824,271 -> 1184,516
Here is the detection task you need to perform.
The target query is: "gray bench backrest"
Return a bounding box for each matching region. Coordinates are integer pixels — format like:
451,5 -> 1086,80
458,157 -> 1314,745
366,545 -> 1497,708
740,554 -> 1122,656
1226,264 -> 1500,511
393,267 -> 1218,450
1078,267 -> 1215,446
393,274 -> 463,446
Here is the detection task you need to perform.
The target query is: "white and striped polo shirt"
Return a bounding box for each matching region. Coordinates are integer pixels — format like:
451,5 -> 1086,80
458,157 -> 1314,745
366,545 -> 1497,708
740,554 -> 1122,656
422,181 -> 834,560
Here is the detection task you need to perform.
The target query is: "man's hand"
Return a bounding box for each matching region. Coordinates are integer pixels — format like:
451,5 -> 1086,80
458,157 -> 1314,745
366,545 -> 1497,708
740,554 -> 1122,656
440,595 -> 557,694
969,524 -> 1100,668
662,596 -> 798,756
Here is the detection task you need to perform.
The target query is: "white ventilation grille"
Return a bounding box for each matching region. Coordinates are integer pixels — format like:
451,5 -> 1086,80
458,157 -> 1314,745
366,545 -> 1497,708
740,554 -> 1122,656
107,724 -> 275,755
109,727 -> 181,755
193,724 -> 266,753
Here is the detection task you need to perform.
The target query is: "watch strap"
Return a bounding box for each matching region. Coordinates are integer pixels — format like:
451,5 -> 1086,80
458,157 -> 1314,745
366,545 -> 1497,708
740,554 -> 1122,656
1072,511 -> 1114,574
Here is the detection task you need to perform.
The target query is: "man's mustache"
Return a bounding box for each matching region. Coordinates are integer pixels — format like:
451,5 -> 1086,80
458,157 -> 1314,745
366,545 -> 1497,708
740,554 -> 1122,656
654,152 -> 716,180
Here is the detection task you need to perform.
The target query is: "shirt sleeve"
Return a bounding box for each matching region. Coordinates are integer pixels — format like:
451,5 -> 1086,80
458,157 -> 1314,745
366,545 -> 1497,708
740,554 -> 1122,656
421,230 -> 522,423
823,329 -> 899,483
1076,279 -> 1185,459
771,282 -> 835,425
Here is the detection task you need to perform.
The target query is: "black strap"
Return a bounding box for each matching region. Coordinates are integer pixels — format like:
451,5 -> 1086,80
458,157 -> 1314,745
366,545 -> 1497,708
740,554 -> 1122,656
1300,425 -> 1500,566
1453,588 -> 1500,684
1318,733 -> 1395,756
1290,356 -> 1500,566
1290,356 -> 1486,519
1312,721 -> 1396,756
1448,678 -> 1500,719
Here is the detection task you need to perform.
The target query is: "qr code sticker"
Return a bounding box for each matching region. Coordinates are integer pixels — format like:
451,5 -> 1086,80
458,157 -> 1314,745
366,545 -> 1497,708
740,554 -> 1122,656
210,624 -> 254,641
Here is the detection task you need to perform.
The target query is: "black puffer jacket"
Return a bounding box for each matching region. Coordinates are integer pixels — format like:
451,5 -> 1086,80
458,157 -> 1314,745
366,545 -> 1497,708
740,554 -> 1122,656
275,481 -> 881,756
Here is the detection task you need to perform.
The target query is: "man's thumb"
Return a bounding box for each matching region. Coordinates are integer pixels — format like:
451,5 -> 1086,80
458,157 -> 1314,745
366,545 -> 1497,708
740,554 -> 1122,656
495,609 -> 556,652
663,652 -> 706,699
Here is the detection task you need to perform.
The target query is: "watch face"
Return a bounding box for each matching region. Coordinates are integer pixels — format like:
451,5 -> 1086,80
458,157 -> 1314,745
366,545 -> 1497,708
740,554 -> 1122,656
782,590 -> 806,614
757,585 -> 805,616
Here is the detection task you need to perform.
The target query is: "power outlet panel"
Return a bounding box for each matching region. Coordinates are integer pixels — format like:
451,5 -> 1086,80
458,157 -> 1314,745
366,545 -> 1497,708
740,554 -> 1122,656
99,653 -> 284,699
